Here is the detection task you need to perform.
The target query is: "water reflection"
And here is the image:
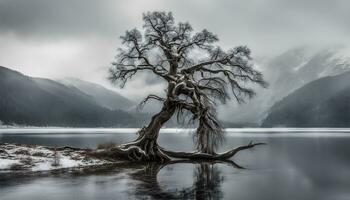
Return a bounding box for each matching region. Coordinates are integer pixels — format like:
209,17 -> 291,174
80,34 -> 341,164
129,161 -> 236,200
2,130 -> 350,199
0,161 -> 236,200
180,163 -> 224,199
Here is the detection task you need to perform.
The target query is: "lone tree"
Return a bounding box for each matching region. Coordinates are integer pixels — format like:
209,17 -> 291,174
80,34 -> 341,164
106,11 -> 267,162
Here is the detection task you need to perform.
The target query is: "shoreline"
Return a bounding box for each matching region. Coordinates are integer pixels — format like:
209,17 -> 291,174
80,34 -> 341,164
0,143 -> 111,173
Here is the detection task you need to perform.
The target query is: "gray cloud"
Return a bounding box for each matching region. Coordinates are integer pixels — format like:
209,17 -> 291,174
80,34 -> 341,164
1,0 -> 349,45
0,0 -> 127,38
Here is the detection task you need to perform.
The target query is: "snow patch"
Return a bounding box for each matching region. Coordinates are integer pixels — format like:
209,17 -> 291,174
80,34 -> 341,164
0,159 -> 20,170
0,143 -> 109,172
293,59 -> 310,71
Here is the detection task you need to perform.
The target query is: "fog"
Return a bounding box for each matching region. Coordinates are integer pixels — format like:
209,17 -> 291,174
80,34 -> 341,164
1,0 -> 350,122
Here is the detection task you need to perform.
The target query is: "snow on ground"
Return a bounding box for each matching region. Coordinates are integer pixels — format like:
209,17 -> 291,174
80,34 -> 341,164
0,159 -> 20,169
0,143 -> 109,172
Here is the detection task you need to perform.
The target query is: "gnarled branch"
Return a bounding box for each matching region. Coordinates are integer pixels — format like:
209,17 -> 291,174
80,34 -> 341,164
160,141 -> 266,160
138,94 -> 166,110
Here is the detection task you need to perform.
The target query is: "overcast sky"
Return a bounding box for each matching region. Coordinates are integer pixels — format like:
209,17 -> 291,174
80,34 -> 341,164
1,0 -> 350,99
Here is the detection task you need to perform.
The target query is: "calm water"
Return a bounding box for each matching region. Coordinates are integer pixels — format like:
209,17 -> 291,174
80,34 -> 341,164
1,128 -> 350,200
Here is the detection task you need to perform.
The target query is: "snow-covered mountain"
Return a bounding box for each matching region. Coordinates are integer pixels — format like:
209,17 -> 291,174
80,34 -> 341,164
265,45 -> 350,101
262,71 -> 350,127
219,45 -> 350,125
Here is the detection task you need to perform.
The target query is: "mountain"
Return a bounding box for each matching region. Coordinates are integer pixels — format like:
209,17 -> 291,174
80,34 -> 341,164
0,66 -> 143,127
264,45 -> 350,102
219,45 -> 350,125
262,71 -> 350,127
59,78 -> 134,111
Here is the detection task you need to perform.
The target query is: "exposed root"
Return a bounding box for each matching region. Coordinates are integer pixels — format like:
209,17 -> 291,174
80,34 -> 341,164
90,140 -> 265,164
160,141 -> 266,160
90,138 -> 170,163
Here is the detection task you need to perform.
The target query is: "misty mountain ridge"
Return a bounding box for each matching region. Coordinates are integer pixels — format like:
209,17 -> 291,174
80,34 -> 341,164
265,45 -> 350,99
0,66 -> 144,127
2,44 -> 350,128
262,71 -> 350,127
220,45 -> 350,125
58,77 -> 135,111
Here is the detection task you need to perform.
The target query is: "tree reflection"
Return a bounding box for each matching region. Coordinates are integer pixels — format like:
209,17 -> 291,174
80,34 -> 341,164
0,160 -> 241,200
130,160 -> 241,200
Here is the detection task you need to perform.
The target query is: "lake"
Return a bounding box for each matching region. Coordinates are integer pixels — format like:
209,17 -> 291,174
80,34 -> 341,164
1,128 -> 350,200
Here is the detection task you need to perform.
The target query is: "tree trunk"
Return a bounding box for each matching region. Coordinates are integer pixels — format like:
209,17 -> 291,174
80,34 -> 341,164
103,100 -> 176,162
90,100 -> 265,163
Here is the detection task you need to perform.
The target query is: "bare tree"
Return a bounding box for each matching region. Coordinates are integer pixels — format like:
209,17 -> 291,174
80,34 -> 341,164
106,11 -> 267,162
